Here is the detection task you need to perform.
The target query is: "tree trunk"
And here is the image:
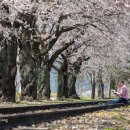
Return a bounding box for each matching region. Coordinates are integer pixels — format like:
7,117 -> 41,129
19,39 -> 39,101
109,74 -> 116,98
68,58 -> 82,99
19,46 -> 38,101
98,82 -> 104,99
0,37 -> 17,102
97,68 -> 104,99
0,52 -> 3,98
57,59 -> 68,99
100,79 -> 104,99
97,84 -> 101,98
17,12 -> 39,101
37,55 -> 51,100
91,71 -> 96,99
108,83 -> 111,98
91,82 -> 96,99
68,73 -> 80,99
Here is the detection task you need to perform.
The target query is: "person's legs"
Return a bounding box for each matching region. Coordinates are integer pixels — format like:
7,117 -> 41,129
106,98 -> 128,105
120,98 -> 128,105
107,98 -> 121,104
99,98 -> 128,106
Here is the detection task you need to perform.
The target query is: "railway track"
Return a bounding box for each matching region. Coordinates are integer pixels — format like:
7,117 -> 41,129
0,100 -> 109,114
0,100 -> 128,129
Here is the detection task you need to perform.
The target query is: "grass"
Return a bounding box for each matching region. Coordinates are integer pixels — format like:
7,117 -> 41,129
16,92 -> 21,102
0,97 -> 111,108
1,92 -> 114,107
105,128 -> 126,130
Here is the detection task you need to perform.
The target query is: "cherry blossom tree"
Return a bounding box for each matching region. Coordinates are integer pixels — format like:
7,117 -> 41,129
0,0 -> 130,102
0,3 -> 18,102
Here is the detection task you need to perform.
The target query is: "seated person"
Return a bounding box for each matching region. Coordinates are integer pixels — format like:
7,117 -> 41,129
108,81 -> 129,105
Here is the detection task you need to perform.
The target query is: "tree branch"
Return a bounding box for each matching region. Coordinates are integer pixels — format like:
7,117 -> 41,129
49,40 -> 75,68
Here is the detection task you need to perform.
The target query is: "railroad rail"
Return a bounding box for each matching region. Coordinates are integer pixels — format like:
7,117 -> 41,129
0,102 -> 127,129
0,100 -> 109,114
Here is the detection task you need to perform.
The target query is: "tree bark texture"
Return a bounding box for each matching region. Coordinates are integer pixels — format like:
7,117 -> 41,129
97,68 -> 104,99
0,51 -> 2,98
0,36 -> 17,102
0,3 -> 17,102
91,71 -> 96,99
68,58 -> 82,99
109,73 -> 116,98
19,45 -> 38,101
18,12 -> 39,101
57,57 -> 68,99
37,55 -> 51,99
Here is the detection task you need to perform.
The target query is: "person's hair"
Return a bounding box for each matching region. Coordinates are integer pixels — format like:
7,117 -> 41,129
120,81 -> 124,84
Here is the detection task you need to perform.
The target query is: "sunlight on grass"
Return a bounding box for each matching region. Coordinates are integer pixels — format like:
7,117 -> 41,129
105,128 -> 126,130
97,111 -> 120,119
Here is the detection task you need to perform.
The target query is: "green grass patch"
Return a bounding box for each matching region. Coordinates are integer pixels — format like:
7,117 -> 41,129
105,128 -> 126,130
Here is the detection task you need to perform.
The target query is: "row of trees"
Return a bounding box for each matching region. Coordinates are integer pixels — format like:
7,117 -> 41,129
0,0 -> 130,102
